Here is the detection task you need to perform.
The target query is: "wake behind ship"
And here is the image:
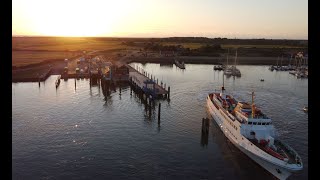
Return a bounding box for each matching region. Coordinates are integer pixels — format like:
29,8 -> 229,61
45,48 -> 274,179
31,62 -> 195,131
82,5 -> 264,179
206,83 -> 303,179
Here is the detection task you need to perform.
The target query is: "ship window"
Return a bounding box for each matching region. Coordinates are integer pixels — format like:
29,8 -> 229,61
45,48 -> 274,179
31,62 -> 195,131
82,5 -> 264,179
262,122 -> 266,125
253,122 -> 257,125
248,122 -> 252,125
258,122 -> 261,125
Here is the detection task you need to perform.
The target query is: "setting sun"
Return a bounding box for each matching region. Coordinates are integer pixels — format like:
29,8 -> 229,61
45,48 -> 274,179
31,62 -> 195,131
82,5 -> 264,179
13,0 -> 139,36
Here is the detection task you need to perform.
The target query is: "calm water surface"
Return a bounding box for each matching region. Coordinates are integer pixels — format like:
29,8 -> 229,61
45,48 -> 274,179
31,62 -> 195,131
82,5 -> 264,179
12,64 -> 308,180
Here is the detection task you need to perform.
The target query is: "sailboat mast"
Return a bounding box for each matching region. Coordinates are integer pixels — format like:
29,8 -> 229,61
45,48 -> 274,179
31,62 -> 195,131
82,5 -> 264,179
234,49 -> 237,66
227,48 -> 229,67
251,92 -> 255,118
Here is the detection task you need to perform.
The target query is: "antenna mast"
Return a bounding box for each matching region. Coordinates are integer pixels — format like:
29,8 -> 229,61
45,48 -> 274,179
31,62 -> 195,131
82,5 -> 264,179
222,71 -> 225,91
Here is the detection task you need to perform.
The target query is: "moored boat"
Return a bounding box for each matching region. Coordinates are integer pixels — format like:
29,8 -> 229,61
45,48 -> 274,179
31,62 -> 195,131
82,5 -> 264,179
206,77 -> 303,180
303,106 -> 308,112
214,65 -> 223,70
55,75 -> 61,88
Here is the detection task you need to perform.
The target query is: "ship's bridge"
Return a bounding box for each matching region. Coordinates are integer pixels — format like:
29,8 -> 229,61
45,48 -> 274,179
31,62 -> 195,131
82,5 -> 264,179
234,102 -> 270,123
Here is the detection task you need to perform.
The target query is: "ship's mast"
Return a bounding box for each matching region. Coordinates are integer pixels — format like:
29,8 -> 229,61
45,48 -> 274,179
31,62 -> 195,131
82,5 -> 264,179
222,70 -> 225,91
226,48 -> 229,67
251,92 -> 255,118
234,49 -> 237,66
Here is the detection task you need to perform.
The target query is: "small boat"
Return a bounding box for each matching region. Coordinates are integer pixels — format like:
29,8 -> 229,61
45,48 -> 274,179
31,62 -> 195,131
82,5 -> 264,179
214,65 -> 223,70
303,106 -> 308,112
174,59 -> 185,69
55,75 -> 61,88
224,68 -> 232,76
269,65 -> 275,71
260,79 -> 265,82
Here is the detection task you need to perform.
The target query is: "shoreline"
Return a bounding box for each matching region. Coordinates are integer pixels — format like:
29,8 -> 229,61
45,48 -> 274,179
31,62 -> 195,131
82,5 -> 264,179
12,56 -> 300,82
125,56 -> 292,65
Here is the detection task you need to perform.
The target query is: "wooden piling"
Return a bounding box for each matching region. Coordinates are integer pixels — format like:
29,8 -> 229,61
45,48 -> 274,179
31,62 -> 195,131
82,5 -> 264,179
202,118 -> 209,134
149,97 -> 152,117
168,86 -> 170,99
158,103 -> 161,124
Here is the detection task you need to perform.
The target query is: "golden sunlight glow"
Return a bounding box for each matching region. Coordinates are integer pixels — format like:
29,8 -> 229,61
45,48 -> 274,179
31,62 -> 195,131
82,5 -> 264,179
13,0 -> 308,39
14,0 -> 137,36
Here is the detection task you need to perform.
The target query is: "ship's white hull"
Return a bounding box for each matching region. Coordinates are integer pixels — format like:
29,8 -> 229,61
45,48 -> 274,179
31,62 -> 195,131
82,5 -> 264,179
206,97 -> 293,180
237,144 -> 291,179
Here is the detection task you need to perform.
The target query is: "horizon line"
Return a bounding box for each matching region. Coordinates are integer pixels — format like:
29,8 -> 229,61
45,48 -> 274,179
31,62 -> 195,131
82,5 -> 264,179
11,35 -> 308,41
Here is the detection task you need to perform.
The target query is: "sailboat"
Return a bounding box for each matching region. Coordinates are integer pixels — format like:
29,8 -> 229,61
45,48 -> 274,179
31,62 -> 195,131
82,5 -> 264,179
231,49 -> 241,77
224,49 -> 232,76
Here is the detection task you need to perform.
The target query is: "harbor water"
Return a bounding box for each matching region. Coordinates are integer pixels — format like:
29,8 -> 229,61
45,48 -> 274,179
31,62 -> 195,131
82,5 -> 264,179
12,63 -> 308,180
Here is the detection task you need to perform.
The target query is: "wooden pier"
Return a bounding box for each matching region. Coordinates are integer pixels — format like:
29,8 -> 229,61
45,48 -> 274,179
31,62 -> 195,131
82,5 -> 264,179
126,64 -> 169,99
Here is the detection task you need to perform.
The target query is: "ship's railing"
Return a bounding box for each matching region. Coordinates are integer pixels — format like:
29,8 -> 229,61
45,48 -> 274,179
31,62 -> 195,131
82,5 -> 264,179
219,108 -> 236,123
275,140 -> 302,166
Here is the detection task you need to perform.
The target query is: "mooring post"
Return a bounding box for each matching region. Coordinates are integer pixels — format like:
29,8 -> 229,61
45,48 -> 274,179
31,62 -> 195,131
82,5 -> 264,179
157,79 -> 158,84
168,86 -> 170,99
202,118 -> 205,133
38,77 -> 40,87
202,118 -> 209,134
75,78 -> 76,90
149,97 -> 152,117
158,103 -> 161,124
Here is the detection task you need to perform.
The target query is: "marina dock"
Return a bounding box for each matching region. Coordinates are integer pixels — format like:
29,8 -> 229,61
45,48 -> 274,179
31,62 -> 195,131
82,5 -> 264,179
126,64 -> 169,99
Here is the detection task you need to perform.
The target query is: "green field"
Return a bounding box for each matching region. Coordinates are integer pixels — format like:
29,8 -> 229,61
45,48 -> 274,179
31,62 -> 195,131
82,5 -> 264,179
12,37 -> 128,51
12,51 -> 75,67
12,37 -> 307,67
12,37 -> 132,67
160,42 -> 305,49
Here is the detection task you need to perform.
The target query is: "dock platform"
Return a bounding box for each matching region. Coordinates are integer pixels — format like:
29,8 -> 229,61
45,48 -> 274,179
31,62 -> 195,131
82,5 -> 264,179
126,64 -> 169,99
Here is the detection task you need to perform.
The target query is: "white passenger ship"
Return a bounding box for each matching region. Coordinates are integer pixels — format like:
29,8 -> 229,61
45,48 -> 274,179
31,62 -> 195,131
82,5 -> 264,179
206,82 -> 303,179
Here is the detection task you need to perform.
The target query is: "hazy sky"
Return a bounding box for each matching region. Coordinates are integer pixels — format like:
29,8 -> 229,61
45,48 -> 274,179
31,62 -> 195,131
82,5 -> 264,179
12,0 -> 308,39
